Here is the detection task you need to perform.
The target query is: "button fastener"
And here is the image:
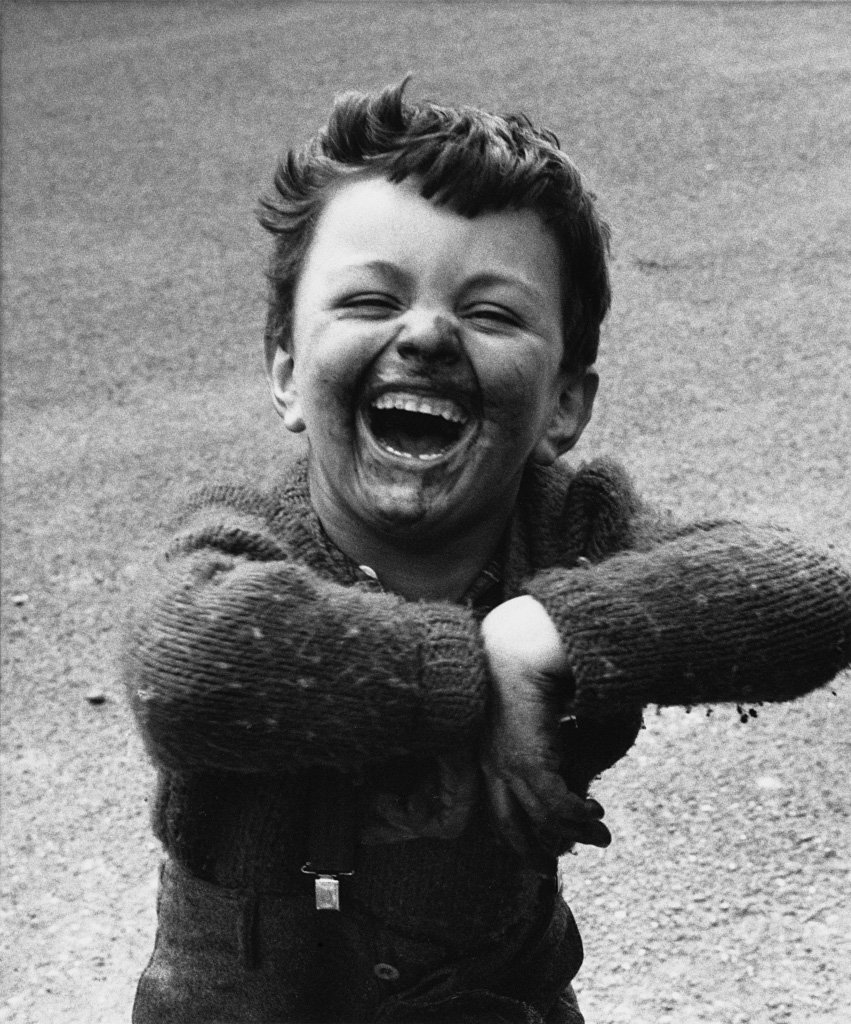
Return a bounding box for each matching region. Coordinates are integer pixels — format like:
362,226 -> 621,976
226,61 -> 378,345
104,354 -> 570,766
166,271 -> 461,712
373,962 -> 400,982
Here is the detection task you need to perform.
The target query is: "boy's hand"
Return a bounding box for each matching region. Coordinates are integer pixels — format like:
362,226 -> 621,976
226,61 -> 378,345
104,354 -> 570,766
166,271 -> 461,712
480,596 -> 611,860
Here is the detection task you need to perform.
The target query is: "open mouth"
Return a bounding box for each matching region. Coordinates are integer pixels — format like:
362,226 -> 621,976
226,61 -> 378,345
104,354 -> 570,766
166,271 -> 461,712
363,390 -> 474,461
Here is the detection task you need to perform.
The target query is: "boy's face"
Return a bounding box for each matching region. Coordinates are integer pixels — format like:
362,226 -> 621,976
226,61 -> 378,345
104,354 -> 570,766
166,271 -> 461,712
268,176 -> 594,540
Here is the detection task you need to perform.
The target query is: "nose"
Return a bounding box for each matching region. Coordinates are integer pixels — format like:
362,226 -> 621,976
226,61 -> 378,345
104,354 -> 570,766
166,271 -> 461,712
395,311 -> 461,365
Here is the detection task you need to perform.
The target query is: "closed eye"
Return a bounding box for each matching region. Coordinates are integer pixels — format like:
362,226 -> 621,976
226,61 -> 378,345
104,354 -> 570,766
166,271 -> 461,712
339,293 -> 401,318
463,304 -> 524,330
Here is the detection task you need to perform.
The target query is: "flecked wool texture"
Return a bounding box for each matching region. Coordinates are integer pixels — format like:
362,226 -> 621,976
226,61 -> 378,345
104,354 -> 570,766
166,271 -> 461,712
125,455 -> 851,1019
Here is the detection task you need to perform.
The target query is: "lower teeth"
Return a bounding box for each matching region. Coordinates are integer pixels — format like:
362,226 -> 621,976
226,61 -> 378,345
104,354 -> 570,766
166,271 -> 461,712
383,445 -> 445,461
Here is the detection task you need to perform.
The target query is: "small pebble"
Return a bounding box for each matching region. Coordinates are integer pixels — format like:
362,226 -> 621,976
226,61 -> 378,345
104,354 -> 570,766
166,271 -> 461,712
86,690 -> 107,705
11,593 -> 29,605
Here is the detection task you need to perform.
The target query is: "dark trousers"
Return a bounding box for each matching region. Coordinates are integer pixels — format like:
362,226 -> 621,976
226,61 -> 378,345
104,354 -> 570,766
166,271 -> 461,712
133,859 -> 585,1024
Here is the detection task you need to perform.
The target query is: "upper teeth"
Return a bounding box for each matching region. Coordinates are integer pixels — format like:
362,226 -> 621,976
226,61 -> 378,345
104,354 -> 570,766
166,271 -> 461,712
371,392 -> 468,424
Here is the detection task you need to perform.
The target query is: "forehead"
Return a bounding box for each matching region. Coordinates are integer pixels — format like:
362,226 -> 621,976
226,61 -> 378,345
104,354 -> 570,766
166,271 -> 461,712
302,176 -> 562,293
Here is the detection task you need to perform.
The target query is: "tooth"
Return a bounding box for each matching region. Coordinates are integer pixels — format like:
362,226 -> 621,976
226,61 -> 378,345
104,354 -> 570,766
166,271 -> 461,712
370,391 -> 468,424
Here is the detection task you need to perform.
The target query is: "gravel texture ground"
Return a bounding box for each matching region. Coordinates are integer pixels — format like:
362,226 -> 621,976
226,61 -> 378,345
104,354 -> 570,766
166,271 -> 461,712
2,4 -> 849,1022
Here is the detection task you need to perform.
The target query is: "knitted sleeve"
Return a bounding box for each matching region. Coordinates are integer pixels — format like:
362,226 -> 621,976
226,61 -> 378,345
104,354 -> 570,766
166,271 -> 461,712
525,461 -> 851,720
124,494 -> 487,774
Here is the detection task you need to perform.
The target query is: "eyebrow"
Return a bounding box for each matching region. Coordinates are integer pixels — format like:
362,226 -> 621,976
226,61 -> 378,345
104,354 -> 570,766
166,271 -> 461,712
336,259 -> 411,286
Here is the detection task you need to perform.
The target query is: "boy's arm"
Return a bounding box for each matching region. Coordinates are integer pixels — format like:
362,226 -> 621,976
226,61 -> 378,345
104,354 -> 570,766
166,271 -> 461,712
524,518 -> 851,718
124,495 -> 487,774
481,463 -> 851,856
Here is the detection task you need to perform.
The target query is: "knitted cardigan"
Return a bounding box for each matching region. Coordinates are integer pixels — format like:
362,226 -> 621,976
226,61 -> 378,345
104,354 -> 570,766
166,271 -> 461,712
125,455 -> 851,943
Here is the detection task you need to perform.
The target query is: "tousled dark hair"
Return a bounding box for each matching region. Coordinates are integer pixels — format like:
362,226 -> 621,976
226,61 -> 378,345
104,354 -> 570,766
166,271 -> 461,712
258,81 -> 611,372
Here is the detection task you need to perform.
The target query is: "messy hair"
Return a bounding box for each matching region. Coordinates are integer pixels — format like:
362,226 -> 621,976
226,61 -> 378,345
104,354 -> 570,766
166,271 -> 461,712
258,80 -> 611,372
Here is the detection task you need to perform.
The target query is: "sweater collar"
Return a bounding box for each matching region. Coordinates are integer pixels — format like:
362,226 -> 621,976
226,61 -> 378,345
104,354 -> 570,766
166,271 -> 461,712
274,455 -> 583,604
275,454 -> 518,606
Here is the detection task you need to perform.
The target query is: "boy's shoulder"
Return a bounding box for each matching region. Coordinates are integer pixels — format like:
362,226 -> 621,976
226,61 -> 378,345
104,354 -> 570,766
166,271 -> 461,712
162,456 -> 310,548
529,456 -> 642,517
166,457 -> 357,576
520,455 -> 647,566
177,456 -> 310,522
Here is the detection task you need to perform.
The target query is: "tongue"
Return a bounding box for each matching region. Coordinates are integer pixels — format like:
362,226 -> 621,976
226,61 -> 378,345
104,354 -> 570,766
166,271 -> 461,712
371,408 -> 461,458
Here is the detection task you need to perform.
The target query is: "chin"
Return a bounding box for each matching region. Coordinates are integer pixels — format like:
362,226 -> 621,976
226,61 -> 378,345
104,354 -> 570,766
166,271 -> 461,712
362,485 -> 444,535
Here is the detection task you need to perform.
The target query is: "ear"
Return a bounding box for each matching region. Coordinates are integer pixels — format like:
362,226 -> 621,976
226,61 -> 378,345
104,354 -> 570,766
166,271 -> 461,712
266,345 -> 306,433
532,370 -> 598,465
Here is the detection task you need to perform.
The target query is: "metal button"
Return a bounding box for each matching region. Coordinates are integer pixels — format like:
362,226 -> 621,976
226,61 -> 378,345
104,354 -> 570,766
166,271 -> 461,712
373,962 -> 400,982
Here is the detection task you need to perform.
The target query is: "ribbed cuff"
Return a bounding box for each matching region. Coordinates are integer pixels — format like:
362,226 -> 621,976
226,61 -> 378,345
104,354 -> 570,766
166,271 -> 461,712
527,571 -> 656,717
417,605 -> 489,748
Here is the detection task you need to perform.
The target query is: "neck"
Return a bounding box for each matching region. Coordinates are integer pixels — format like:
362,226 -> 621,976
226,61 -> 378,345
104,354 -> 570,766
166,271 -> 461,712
341,523 -> 509,601
310,487 -> 513,603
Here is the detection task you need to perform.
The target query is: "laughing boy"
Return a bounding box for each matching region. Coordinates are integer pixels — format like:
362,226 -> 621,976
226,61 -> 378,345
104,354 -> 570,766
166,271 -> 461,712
126,83 -> 851,1023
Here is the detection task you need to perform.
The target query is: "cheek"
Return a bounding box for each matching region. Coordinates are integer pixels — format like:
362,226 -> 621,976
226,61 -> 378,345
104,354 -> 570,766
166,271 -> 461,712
297,337 -> 367,423
303,376 -> 358,447
480,352 -> 559,435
